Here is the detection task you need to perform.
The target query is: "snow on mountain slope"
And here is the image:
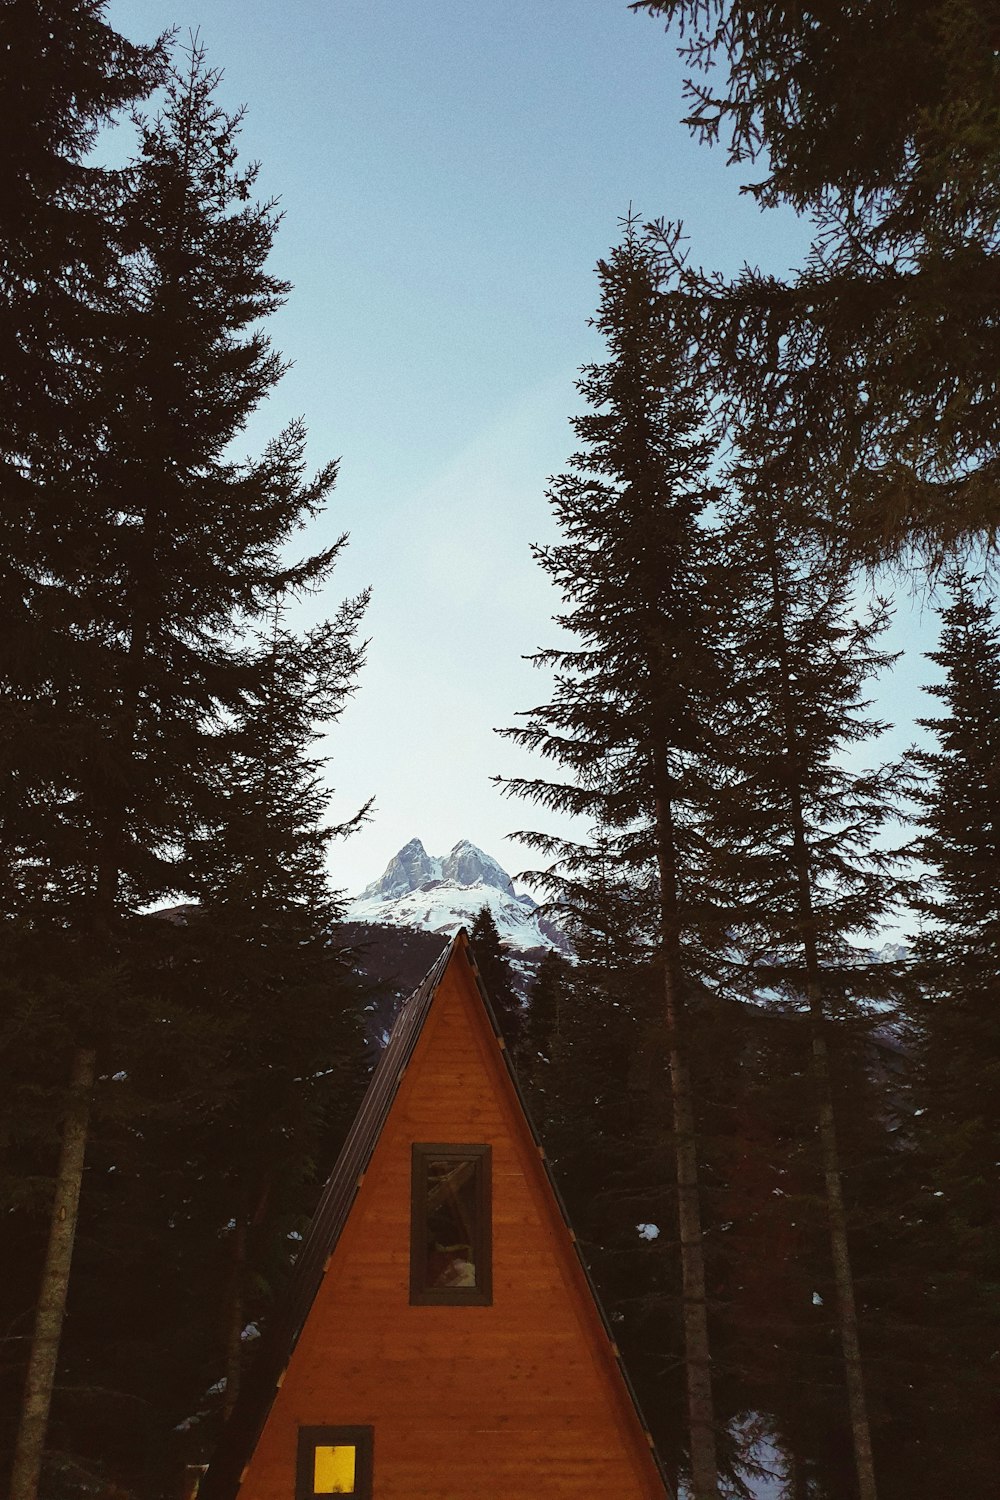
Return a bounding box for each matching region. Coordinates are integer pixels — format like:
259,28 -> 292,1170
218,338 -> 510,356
348,838 -> 570,955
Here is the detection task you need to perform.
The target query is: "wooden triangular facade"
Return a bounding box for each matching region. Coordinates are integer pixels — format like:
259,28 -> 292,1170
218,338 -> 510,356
201,929 -> 670,1499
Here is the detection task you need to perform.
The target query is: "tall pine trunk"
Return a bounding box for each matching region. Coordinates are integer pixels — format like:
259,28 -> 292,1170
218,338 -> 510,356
807,1015 -> 876,1500
652,746 -> 720,1500
9,1047 -> 97,1500
768,548 -> 878,1500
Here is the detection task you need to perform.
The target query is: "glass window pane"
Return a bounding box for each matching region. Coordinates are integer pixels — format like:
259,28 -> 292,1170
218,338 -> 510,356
424,1156 -> 479,1289
313,1445 -> 356,1494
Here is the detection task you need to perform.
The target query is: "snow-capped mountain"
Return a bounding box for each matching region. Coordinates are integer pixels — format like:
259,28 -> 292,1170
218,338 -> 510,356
348,838 -> 570,956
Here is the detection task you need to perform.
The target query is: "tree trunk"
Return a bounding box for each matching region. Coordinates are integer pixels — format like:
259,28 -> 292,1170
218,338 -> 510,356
808,1022 -> 877,1500
9,1046 -> 97,1500
665,1026 -> 720,1499
766,545 -> 878,1500
652,755 -> 720,1500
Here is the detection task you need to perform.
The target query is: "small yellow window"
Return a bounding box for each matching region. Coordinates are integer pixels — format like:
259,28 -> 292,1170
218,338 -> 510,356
313,1445 -> 356,1493
297,1426 -> 372,1500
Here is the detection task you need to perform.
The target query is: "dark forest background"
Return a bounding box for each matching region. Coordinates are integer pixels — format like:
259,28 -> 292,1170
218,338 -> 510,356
2,4 -> 999,1498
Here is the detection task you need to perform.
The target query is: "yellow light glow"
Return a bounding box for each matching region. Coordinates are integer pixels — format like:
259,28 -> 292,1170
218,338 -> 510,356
313,1445 -> 356,1494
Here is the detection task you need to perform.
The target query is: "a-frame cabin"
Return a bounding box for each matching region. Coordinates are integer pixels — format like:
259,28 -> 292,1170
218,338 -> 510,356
200,929 -> 671,1499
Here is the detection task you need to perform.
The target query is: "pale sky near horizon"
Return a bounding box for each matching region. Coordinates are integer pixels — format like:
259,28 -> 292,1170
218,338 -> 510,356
107,0 -> 944,901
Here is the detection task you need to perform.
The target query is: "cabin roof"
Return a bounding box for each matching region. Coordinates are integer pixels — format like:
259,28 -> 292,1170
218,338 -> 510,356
200,927 -> 670,1499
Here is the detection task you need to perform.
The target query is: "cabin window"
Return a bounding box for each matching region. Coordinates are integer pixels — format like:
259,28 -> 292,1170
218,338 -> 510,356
410,1143 -> 492,1305
296,1426 -> 373,1499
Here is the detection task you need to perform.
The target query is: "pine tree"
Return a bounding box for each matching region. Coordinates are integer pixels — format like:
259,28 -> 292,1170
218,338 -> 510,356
903,571 -> 1000,1492
187,591 -> 371,1417
0,590 -> 372,1496
0,1 -> 166,912
706,487 -> 910,1499
2,38 -> 361,1498
500,220 -> 727,1498
0,10 -> 164,1494
912,573 -> 1000,1155
632,0 -> 1000,560
469,906 -> 522,1057
516,849 -> 769,1495
90,589 -> 373,1477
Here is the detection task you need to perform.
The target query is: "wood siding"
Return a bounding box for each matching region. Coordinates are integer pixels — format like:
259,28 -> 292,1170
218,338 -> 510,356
237,953 -> 666,1498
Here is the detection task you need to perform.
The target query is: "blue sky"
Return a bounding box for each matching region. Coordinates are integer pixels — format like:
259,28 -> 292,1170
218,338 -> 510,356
107,0 -> 938,896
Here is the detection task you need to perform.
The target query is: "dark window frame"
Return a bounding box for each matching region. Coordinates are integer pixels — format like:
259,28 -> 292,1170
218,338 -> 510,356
295,1425 -> 373,1500
409,1142 -> 492,1306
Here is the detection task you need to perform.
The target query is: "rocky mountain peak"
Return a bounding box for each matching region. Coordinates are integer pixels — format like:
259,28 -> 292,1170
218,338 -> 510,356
360,837 -> 442,902
348,837 -> 571,959
440,839 -> 515,896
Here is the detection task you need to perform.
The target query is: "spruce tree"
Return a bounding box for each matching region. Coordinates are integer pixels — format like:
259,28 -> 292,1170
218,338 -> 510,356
632,0 -> 1000,560
469,906 -> 522,1057
912,573 -> 1000,1164
707,487 -> 909,1499
2,38 -> 360,1498
903,571 -> 1000,1492
0,9 -> 163,1494
0,1 -> 165,910
516,844 -> 761,1495
1,590 -> 372,1497
134,589 -> 371,1459
500,220 -> 727,1498
517,883 -> 688,1491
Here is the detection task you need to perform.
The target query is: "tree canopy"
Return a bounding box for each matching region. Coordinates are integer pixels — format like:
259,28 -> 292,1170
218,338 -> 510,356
632,0 -> 1000,561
